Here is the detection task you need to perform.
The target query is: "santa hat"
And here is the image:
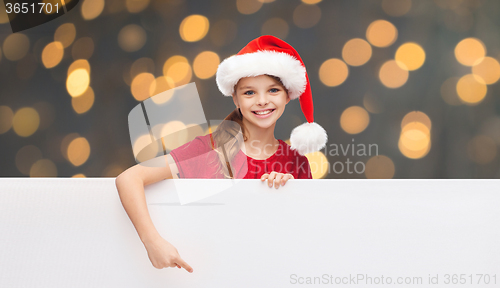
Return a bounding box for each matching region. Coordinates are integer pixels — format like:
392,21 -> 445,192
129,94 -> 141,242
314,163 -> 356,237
215,35 -> 327,156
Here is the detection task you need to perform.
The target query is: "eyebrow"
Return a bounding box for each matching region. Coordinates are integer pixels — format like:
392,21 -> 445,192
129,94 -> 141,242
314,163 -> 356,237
238,84 -> 281,91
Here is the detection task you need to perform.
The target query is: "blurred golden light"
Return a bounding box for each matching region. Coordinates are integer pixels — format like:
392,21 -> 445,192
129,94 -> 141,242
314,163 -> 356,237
131,72 -> 155,101
236,0 -> 263,15
381,0 -> 411,16
401,111 -> 432,131
302,0 -> 321,3
12,107 -> 40,137
293,3 -> 321,28
81,0 -> 105,20
118,24 -> 147,52
395,42 -> 426,71
179,15 -> 209,42
72,37 -> 94,60
163,55 -> 192,86
61,133 -> 80,161
42,41 -> 64,69
398,137 -> 430,159
365,155 -> 395,179
455,38 -> 486,66
126,0 -> 150,13
366,20 -> 397,48
102,164 -> 124,177
133,134 -> 160,162
150,76 -> 176,104
30,159 -> 57,177
379,60 -> 409,88
400,127 -> 430,151
440,77 -> 462,105
130,57 -> 155,79
472,56 -> 500,85
72,174 -> 86,178
72,86 -> 94,114
261,18 -> 289,40
342,38 -> 372,66
2,33 -> 30,61
67,137 -> 91,166
54,23 -> 76,48
456,74 -> 487,105
340,106 -> 370,134
66,69 -> 90,97
258,0 -> 275,2
68,59 -> 90,75
467,135 -> 497,164
399,122 -> 431,159
161,121 -> 189,150
193,51 -> 220,79
185,123 -> 205,142
210,19 -> 238,47
319,58 -> 349,87
0,106 -> 14,134
363,93 -> 385,114
304,151 -> 329,179
0,3 -> 9,24
16,145 -> 43,175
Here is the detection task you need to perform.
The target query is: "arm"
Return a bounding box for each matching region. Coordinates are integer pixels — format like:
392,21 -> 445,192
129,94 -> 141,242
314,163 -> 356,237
115,154 -> 193,272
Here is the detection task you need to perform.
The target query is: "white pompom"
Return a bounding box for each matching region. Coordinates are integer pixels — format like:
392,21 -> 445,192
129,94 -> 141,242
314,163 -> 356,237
290,122 -> 328,156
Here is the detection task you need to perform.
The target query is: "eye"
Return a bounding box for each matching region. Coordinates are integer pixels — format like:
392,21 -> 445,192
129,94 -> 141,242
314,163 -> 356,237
269,88 -> 280,93
244,90 -> 254,95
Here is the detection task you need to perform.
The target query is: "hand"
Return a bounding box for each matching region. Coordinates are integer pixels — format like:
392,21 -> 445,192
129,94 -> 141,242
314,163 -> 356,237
260,171 -> 294,189
143,236 -> 193,273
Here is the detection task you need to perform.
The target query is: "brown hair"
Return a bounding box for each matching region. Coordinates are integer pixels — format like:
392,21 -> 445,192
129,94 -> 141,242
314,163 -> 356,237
209,74 -> 288,179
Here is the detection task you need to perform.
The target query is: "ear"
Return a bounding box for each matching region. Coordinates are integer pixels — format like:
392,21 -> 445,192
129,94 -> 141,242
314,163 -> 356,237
286,93 -> 291,105
232,94 -> 239,108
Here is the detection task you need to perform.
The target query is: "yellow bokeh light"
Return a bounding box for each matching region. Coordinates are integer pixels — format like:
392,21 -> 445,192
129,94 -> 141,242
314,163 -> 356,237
236,0 -> 263,15
42,41 -> 64,69
131,72 -> 155,101
2,33 -> 30,61
102,164 -> 124,177
126,0 -> 150,13
366,20 -> 397,48
467,135 -> 497,164
72,86 -> 94,114
72,37 -> 94,60
381,0 -> 411,17
261,18 -> 289,40
454,38 -> 486,66
160,121 -> 189,150
395,42 -> 426,71
118,24 -> 147,52
319,58 -> 349,87
30,159 -> 57,177
293,3 -> 321,28
379,60 -> 409,88
81,0 -> 105,20
179,15 -> 210,42
399,122 -> 431,159
302,0 -> 322,3
67,137 -> 91,166
12,107 -> 40,137
400,128 -> 430,151
398,136 -> 430,159
163,55 -> 192,86
440,77 -> 462,105
16,145 -> 43,175
304,151 -> 329,179
193,51 -> 220,79
72,174 -> 86,178
61,133 -> 80,161
0,106 -> 14,134
472,56 -> 500,85
68,59 -> 90,76
340,106 -> 370,134
0,2 -> 9,24
401,111 -> 432,131
66,68 -> 90,97
342,38 -> 372,66
133,134 -> 160,162
54,23 -> 76,48
365,155 -> 395,179
150,76 -> 176,104
456,74 -> 487,105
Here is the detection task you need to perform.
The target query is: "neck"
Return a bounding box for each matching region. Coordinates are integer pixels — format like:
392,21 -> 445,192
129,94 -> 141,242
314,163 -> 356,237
241,116 -> 279,159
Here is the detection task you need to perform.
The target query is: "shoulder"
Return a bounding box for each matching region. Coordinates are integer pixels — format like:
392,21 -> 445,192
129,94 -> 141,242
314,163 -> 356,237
170,133 -> 214,160
278,139 -> 309,162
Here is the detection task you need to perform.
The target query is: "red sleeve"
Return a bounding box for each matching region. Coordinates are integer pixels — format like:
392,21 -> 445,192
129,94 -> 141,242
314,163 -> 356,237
169,135 -> 213,178
297,156 -> 313,179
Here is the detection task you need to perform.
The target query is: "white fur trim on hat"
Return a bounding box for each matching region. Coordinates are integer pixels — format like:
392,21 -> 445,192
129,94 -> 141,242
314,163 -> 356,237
216,50 -> 307,100
290,122 -> 328,156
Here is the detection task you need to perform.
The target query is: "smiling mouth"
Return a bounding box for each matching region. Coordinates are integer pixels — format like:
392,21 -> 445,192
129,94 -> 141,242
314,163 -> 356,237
252,109 -> 275,115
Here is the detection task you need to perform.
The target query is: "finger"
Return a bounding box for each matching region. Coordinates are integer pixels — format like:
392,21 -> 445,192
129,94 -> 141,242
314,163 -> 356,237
267,171 -> 277,187
281,174 -> 293,186
176,258 -> 193,273
260,173 -> 269,181
274,173 -> 283,189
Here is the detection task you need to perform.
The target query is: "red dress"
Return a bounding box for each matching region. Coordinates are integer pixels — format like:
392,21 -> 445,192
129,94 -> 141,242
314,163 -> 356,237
169,133 -> 312,179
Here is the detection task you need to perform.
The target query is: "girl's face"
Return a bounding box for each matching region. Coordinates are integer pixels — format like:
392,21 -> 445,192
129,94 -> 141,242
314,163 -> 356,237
232,75 -> 291,130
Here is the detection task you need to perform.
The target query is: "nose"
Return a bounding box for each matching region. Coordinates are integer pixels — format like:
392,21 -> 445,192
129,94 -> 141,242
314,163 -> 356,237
256,91 -> 269,106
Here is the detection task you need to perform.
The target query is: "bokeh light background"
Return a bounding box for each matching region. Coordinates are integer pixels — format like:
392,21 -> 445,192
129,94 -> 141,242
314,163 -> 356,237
1,0 -> 500,179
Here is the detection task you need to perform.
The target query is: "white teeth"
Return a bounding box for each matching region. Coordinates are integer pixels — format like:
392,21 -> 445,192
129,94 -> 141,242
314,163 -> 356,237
254,109 -> 273,115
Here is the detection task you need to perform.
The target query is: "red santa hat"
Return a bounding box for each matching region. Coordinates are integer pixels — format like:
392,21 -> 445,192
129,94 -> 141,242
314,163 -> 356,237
215,35 -> 327,156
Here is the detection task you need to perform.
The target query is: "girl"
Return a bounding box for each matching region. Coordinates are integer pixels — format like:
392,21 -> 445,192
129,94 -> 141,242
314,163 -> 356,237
115,35 -> 327,272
